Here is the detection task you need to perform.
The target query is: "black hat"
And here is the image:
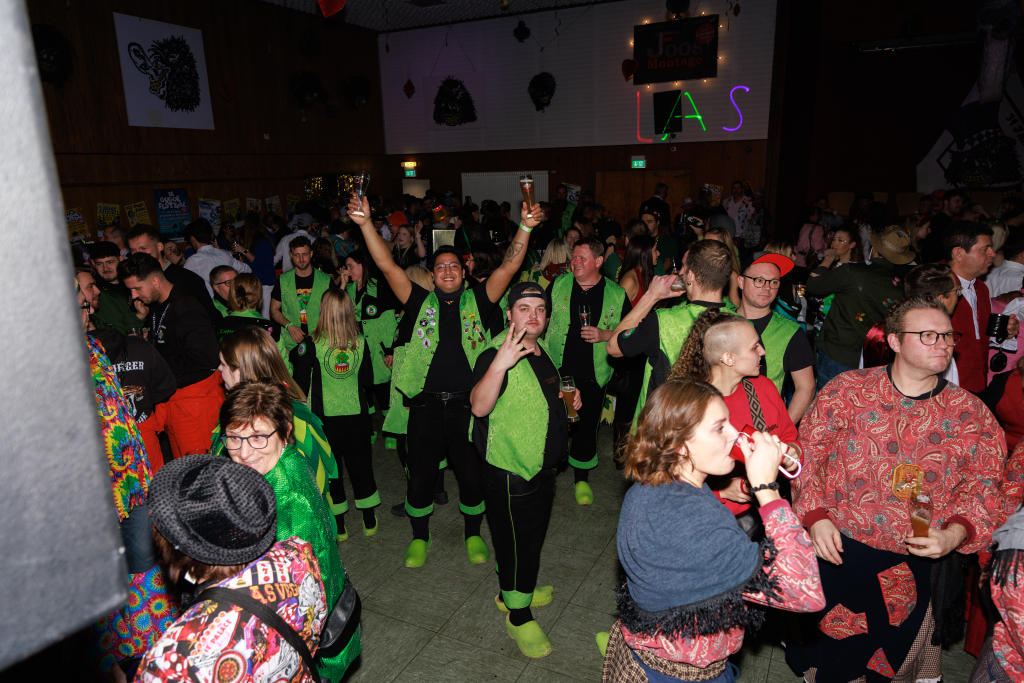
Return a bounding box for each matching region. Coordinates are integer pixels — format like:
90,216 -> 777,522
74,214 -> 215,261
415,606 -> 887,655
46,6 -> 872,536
149,455 -> 277,566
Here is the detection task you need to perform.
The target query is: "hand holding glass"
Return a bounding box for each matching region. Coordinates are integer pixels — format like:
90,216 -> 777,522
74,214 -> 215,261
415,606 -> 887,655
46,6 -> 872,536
561,376 -> 579,422
351,172 -> 370,217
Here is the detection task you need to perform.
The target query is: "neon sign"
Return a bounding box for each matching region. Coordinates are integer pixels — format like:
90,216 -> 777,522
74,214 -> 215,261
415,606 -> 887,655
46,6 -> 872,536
636,91 -> 653,143
722,85 -> 749,132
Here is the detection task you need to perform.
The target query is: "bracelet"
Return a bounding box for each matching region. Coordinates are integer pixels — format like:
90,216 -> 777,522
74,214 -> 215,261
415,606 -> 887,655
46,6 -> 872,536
749,482 -> 779,493
520,222 -> 533,233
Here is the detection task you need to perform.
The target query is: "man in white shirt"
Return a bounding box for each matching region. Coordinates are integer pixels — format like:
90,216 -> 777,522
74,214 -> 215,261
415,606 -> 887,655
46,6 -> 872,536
183,219 -> 251,297
987,230 -> 1024,297
275,214 -> 318,272
722,180 -> 754,251
102,225 -> 130,258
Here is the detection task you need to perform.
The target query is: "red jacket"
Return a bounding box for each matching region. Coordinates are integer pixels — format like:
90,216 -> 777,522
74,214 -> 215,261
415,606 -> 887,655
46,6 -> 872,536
952,278 -> 991,393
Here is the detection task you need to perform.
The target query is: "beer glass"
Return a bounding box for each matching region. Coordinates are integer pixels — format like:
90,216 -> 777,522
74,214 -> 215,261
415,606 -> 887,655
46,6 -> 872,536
519,175 -> 536,219
579,304 -> 591,327
351,172 -> 370,217
909,488 -> 932,545
561,376 -> 579,422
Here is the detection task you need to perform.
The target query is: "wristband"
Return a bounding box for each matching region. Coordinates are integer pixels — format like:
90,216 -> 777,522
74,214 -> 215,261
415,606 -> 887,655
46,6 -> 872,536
520,222 -> 533,233
749,482 -> 780,493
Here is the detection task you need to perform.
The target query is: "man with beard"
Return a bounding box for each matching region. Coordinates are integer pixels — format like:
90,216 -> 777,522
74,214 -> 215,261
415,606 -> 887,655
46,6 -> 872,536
126,224 -> 221,325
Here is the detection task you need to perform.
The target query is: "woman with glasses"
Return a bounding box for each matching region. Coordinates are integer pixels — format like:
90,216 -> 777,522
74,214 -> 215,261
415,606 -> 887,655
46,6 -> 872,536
218,379 -> 361,682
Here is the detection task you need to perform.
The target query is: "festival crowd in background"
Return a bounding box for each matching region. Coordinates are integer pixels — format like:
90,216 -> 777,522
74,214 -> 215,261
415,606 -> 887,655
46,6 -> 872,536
69,177 -> 1024,683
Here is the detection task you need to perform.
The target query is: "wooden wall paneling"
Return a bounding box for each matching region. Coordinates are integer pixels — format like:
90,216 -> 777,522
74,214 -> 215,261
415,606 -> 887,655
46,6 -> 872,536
596,171 -> 648,228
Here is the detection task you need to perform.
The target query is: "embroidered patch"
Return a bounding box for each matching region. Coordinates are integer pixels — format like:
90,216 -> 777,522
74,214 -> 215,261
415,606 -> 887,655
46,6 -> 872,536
366,305 -> 378,316
818,604 -> 868,640
623,328 -> 636,338
323,348 -> 356,380
866,648 -> 894,677
297,342 -> 307,356
878,562 -> 917,626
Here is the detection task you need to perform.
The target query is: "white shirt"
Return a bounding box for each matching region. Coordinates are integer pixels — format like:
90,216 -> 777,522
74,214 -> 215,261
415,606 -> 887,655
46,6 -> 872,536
183,244 -> 251,296
275,230 -> 314,271
985,259 -> 1024,297
722,196 -> 753,239
957,274 -> 981,339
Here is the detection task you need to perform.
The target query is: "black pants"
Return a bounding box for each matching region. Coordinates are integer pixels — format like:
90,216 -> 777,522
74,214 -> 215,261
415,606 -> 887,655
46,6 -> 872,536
321,413 -> 379,513
406,393 -> 484,520
372,381 -> 390,414
568,378 -> 604,470
483,464 -> 556,609
612,365 -> 644,460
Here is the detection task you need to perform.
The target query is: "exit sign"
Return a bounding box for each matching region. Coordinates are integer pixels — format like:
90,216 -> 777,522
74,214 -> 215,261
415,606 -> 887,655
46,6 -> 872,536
631,157 -> 646,169
404,169 -> 417,177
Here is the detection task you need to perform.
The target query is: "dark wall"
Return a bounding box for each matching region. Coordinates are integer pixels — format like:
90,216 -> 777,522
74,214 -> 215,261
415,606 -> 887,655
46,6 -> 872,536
30,0 -> 391,237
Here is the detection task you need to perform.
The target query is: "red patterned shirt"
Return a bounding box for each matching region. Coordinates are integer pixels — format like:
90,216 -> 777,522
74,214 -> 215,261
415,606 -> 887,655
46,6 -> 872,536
796,367 -> 1005,555
621,501 -> 824,667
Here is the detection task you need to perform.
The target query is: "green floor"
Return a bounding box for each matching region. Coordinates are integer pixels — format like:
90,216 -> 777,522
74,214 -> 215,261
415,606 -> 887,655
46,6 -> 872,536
336,420 -> 980,683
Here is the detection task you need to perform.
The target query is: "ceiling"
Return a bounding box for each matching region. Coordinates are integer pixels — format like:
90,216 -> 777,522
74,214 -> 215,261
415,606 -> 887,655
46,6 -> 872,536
257,0 -> 623,32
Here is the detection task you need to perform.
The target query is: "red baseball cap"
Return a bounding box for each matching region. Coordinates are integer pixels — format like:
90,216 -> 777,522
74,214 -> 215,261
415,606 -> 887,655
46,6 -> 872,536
749,253 -> 794,277
387,211 -> 409,227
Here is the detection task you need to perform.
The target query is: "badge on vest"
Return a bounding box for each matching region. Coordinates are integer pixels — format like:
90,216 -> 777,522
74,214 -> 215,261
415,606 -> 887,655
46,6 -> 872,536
417,328 -> 425,339
324,348 -> 357,379
366,305 -> 377,316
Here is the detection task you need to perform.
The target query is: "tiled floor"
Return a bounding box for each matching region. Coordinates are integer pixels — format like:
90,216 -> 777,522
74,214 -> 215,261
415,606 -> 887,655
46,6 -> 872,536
336,420 -> 979,683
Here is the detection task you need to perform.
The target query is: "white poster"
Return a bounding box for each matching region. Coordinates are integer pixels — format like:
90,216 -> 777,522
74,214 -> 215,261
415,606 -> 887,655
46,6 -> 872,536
422,72 -> 486,131
113,13 -> 214,130
917,75 -> 1024,192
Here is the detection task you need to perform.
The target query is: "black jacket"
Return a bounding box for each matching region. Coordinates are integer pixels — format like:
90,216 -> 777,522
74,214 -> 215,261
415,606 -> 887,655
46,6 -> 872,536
148,286 -> 221,388
165,261 -> 222,325
92,329 -> 177,422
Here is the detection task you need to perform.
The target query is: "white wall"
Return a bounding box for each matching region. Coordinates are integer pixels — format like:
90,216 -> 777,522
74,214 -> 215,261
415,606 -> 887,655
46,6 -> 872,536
378,0 -> 776,155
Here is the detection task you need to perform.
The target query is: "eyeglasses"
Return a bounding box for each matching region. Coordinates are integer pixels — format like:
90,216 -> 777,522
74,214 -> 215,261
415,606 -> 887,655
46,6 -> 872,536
213,280 -> 235,287
220,431 -> 280,450
947,287 -> 964,297
742,275 -> 781,289
900,330 -> 962,346
79,302 -> 92,311
434,263 -> 461,271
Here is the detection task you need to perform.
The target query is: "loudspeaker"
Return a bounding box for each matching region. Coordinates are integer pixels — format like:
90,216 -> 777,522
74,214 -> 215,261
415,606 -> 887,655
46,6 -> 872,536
0,1 -> 127,674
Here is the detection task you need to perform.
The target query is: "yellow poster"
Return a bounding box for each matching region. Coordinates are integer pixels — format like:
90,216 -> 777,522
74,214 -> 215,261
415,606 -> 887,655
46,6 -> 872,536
125,201 -> 151,227
65,207 -> 89,240
97,203 -> 121,230
265,195 -> 282,216
246,198 -> 262,215
286,194 -> 301,215
223,199 -> 241,223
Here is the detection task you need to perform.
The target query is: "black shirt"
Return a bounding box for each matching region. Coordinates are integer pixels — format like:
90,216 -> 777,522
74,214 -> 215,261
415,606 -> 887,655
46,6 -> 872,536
148,286 -> 220,388
472,346 -> 568,471
164,262 -> 222,325
559,278 -> 633,383
271,272 -> 317,333
92,329 -> 177,423
403,281 -> 496,393
749,313 -> 814,378
639,196 -> 672,225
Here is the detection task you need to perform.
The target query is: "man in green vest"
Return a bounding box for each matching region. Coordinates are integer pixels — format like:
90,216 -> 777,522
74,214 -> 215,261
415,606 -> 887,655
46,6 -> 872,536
346,193 -> 539,568
470,282 -> 581,659
736,254 -> 815,423
607,239 -> 735,426
545,237 -> 631,506
208,264 -> 238,318
270,237 -> 331,355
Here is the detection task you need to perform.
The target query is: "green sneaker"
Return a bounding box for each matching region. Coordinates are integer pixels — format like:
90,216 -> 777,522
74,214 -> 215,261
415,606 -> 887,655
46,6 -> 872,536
466,535 -> 489,565
363,514 -> 379,537
337,526 -> 349,543
385,436 -> 398,450
574,481 -> 594,506
596,632 -> 610,657
506,616 -> 553,658
404,535 -> 432,568
495,586 -> 554,612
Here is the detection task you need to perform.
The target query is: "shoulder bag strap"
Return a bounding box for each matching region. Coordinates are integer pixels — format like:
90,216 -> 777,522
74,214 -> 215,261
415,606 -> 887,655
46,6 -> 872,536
742,379 -> 767,432
200,587 -> 321,683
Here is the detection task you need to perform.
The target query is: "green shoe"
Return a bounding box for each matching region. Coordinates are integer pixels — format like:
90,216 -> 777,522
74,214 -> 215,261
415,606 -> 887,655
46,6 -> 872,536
466,535 -> 489,565
370,431 -> 377,444
506,616 -> 553,658
337,527 -> 349,543
404,535 -> 432,568
596,632 -> 610,658
495,586 -> 554,613
363,514 -> 379,537
574,481 -> 594,506
385,437 -> 397,450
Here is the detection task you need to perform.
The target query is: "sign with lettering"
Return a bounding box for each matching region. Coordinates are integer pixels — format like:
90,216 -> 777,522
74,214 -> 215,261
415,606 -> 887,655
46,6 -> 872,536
97,203 -> 121,230
153,188 -> 190,238
199,198 -> 221,228
126,201 -> 151,227
66,207 -> 89,241
633,17 -> 718,85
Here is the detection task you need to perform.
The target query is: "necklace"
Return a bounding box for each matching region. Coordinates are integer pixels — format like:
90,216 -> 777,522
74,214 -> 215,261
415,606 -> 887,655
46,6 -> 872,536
151,299 -> 171,345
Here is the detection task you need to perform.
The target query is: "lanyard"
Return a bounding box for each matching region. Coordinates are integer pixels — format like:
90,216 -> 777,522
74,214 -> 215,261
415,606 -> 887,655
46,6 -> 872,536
151,301 -> 171,345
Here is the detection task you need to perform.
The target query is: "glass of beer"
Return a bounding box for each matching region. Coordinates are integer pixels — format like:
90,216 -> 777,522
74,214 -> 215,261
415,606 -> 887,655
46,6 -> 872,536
909,488 -> 932,547
351,172 -> 370,217
520,175 -> 536,219
561,376 -> 579,422
579,304 -> 591,327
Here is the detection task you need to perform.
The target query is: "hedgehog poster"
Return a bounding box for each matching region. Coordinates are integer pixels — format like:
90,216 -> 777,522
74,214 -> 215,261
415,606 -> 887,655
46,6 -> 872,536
113,13 -> 214,130
422,72 -> 486,131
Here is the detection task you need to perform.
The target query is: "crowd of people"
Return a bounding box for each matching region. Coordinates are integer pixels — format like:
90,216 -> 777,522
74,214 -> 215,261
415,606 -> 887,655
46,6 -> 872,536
69,178 -> 1024,683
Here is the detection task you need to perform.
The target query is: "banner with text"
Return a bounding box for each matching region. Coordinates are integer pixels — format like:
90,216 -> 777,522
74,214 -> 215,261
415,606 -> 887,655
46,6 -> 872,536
633,16 -> 718,85
97,203 -> 121,230
153,188 -> 191,238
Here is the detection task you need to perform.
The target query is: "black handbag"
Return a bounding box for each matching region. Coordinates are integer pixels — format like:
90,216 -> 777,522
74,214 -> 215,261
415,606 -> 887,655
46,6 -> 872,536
317,579 -> 362,659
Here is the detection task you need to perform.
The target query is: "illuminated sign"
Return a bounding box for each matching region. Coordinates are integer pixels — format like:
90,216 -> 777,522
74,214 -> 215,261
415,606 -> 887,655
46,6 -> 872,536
401,161 -> 417,169
637,86 -> 743,142
723,85 -> 749,132
405,169 -> 417,177
631,157 -> 646,168
633,17 -> 719,84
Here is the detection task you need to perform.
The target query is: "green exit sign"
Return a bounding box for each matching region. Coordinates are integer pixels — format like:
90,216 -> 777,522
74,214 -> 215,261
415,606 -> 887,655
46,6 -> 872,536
405,169 -> 417,177
631,160 -> 645,168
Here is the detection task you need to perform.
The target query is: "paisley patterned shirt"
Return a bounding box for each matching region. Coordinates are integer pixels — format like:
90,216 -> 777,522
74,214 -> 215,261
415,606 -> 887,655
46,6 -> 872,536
796,367 -> 1005,555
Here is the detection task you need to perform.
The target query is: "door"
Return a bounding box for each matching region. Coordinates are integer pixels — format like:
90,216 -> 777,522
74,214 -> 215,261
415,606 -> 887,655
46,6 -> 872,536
596,169 -> 691,228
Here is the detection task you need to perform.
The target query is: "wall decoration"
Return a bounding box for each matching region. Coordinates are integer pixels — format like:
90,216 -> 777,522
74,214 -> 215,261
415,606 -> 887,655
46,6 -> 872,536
286,195 -> 301,215
66,207 -> 89,241
125,201 -> 151,227
633,16 -> 719,85
423,72 -> 485,130
528,72 -> 557,111
622,59 -> 639,82
223,199 -> 241,223
513,21 -> 531,42
32,25 -> 74,88
317,0 -> 347,17
403,76 -> 416,99
290,70 -> 329,108
299,30 -> 321,59
153,189 -> 191,238
343,75 -> 372,109
97,203 -> 121,230
113,14 -> 214,130
265,196 -> 282,215
246,198 -> 263,215
918,75 -> 1024,190
198,199 -> 221,228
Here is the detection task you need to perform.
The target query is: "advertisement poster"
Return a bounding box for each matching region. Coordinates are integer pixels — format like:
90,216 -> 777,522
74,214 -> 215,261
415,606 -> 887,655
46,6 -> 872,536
286,194 -> 301,215
246,198 -> 262,215
633,16 -> 719,85
198,198 -> 221,228
66,207 -> 89,241
265,195 -> 282,216
222,199 -> 241,223
112,13 -> 214,130
153,188 -> 191,238
96,203 -> 121,230
126,201 -> 151,227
